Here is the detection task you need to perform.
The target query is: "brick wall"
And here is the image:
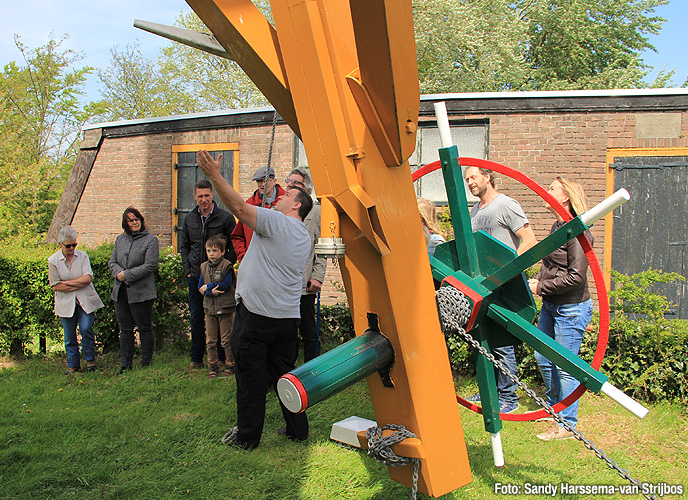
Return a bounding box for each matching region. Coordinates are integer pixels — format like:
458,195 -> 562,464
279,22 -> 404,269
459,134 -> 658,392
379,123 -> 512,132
70,108 -> 688,307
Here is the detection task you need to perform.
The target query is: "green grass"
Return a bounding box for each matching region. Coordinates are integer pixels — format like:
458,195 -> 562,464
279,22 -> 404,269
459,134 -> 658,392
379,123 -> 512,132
1,351 -> 686,500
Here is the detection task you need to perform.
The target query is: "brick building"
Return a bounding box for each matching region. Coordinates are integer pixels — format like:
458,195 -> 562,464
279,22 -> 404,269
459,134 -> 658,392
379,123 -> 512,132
48,89 -> 688,314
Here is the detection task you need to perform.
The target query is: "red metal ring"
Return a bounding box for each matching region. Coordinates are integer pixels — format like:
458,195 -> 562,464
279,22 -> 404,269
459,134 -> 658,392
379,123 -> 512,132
414,158 -> 609,422
280,372 -> 310,413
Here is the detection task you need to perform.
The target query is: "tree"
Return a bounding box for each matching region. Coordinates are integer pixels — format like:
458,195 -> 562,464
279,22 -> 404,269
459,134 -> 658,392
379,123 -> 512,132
521,0 -> 668,90
413,0 -> 669,93
96,11 -> 268,121
96,41 -> 199,121
0,34 -> 96,239
414,0 -> 531,93
158,11 -> 268,111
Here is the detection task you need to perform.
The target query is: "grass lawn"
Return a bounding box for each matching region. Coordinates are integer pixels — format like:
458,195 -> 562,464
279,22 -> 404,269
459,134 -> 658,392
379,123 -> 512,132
1,350 -> 686,500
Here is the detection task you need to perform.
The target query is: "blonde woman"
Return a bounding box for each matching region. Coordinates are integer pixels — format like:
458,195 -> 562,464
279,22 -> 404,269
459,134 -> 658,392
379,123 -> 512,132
528,177 -> 593,441
417,198 -> 446,257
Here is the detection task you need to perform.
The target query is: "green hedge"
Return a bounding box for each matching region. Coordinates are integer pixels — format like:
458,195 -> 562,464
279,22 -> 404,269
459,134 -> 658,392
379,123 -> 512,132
446,269 -> 688,405
0,243 -> 188,356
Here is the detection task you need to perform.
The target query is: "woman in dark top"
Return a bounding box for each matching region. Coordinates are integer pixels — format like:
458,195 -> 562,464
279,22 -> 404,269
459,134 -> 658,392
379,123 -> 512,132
528,177 -> 593,441
109,207 -> 159,372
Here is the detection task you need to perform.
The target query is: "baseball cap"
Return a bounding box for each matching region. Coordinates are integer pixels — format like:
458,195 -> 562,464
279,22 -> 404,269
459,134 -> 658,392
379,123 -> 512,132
252,166 -> 276,181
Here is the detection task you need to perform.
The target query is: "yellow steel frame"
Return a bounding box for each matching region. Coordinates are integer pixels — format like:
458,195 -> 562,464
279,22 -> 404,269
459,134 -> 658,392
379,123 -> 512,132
185,0 -> 472,495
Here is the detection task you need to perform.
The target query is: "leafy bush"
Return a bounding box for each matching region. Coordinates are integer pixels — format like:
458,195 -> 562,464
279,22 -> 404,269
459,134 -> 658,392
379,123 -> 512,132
0,242 -> 189,356
445,269 -> 688,405
318,303 -> 355,344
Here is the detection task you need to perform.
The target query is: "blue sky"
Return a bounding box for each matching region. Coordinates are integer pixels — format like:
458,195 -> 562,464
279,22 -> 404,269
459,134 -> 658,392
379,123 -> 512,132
1,0 -> 686,102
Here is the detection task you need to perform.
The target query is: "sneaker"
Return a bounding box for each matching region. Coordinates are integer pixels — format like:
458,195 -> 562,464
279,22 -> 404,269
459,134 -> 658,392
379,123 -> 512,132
222,365 -> 235,376
86,361 -> 97,372
499,402 -> 519,414
221,426 -> 239,445
277,426 -> 307,442
537,424 -> 575,441
466,393 -> 481,403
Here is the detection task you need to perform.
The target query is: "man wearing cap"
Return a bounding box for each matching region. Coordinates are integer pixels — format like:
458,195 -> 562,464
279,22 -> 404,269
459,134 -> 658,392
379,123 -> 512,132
231,166 -> 286,263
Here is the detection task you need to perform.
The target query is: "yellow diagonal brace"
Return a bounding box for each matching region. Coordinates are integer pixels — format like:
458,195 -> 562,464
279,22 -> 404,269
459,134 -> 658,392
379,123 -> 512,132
185,0 -> 299,136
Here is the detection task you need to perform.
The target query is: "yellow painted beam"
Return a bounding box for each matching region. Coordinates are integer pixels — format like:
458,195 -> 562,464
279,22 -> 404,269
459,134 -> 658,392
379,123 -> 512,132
185,0 -> 299,136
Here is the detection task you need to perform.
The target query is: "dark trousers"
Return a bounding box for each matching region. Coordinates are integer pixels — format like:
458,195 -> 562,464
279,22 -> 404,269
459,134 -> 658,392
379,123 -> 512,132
231,302 -> 308,450
299,294 -> 318,362
115,287 -> 155,367
188,276 -> 225,364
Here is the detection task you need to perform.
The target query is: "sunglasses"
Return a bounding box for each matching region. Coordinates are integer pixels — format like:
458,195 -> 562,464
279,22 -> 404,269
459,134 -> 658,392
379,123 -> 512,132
62,243 -> 77,249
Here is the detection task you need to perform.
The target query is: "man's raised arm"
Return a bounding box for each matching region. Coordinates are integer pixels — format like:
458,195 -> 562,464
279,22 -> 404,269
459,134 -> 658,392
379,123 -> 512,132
196,150 -> 257,230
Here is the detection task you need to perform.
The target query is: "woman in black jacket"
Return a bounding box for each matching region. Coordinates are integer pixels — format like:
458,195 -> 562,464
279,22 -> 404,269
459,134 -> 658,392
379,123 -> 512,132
109,207 -> 160,372
528,177 -> 593,441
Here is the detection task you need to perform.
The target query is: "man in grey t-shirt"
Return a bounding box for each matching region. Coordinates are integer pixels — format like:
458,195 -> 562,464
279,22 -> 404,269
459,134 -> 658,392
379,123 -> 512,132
465,166 -> 537,413
197,149 -> 314,450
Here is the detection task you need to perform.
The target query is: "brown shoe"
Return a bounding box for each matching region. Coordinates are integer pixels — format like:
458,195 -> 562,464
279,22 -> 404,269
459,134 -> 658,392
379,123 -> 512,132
537,424 -> 575,441
87,361 -> 97,372
188,361 -> 203,370
64,367 -> 80,375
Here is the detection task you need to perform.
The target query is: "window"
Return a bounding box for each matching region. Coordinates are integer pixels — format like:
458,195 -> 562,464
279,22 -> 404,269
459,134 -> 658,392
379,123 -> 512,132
293,121 -> 488,205
171,144 -> 238,251
409,122 -> 488,204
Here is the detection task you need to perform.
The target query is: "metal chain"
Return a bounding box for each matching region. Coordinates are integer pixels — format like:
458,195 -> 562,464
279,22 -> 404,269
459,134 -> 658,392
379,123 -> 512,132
435,286 -> 657,500
260,111 -> 279,211
330,221 -> 339,268
366,424 -> 420,500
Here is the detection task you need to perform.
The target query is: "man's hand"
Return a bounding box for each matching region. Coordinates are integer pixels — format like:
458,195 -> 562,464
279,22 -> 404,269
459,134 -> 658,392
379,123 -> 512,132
211,288 -> 225,296
116,271 -> 126,282
197,150 -> 223,180
528,278 -> 539,295
199,284 -> 208,294
307,279 -> 322,292
196,150 -> 257,230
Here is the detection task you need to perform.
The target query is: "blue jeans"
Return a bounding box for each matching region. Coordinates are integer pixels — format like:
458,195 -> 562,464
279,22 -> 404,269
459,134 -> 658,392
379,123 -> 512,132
61,303 -> 96,369
534,299 -> 593,428
493,345 -> 518,405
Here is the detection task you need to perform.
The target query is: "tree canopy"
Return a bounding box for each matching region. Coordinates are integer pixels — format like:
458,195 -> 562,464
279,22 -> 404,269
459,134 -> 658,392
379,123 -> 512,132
0,34 -> 96,239
94,0 -> 671,122
95,11 -> 267,122
414,0 -> 671,93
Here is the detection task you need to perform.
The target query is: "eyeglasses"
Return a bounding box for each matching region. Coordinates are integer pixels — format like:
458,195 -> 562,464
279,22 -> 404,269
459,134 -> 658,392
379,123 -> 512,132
62,243 -> 77,249
285,178 -> 305,187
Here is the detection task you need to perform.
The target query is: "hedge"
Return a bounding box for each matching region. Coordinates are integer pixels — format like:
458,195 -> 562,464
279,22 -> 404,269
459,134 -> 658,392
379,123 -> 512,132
0,241 -> 354,357
0,243 -> 188,355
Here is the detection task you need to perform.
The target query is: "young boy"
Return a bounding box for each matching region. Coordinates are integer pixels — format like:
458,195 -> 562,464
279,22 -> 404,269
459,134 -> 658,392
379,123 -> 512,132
198,234 -> 237,378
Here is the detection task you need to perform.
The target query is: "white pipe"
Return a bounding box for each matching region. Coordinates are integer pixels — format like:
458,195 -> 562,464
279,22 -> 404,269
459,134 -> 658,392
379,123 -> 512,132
600,382 -> 649,419
433,102 -> 453,148
490,431 -> 505,467
580,188 -> 630,226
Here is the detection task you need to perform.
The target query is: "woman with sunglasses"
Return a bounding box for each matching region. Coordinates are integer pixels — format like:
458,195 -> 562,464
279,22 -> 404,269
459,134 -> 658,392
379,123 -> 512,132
48,226 -> 104,374
109,207 -> 160,372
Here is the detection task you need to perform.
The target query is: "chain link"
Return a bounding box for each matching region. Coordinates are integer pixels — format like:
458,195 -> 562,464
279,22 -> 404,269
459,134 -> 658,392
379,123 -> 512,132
435,286 -> 657,500
330,221 -> 339,268
366,424 -> 420,500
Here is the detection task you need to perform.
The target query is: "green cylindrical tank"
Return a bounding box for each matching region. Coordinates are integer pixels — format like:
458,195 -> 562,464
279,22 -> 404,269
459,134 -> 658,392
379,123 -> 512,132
277,330 -> 394,413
